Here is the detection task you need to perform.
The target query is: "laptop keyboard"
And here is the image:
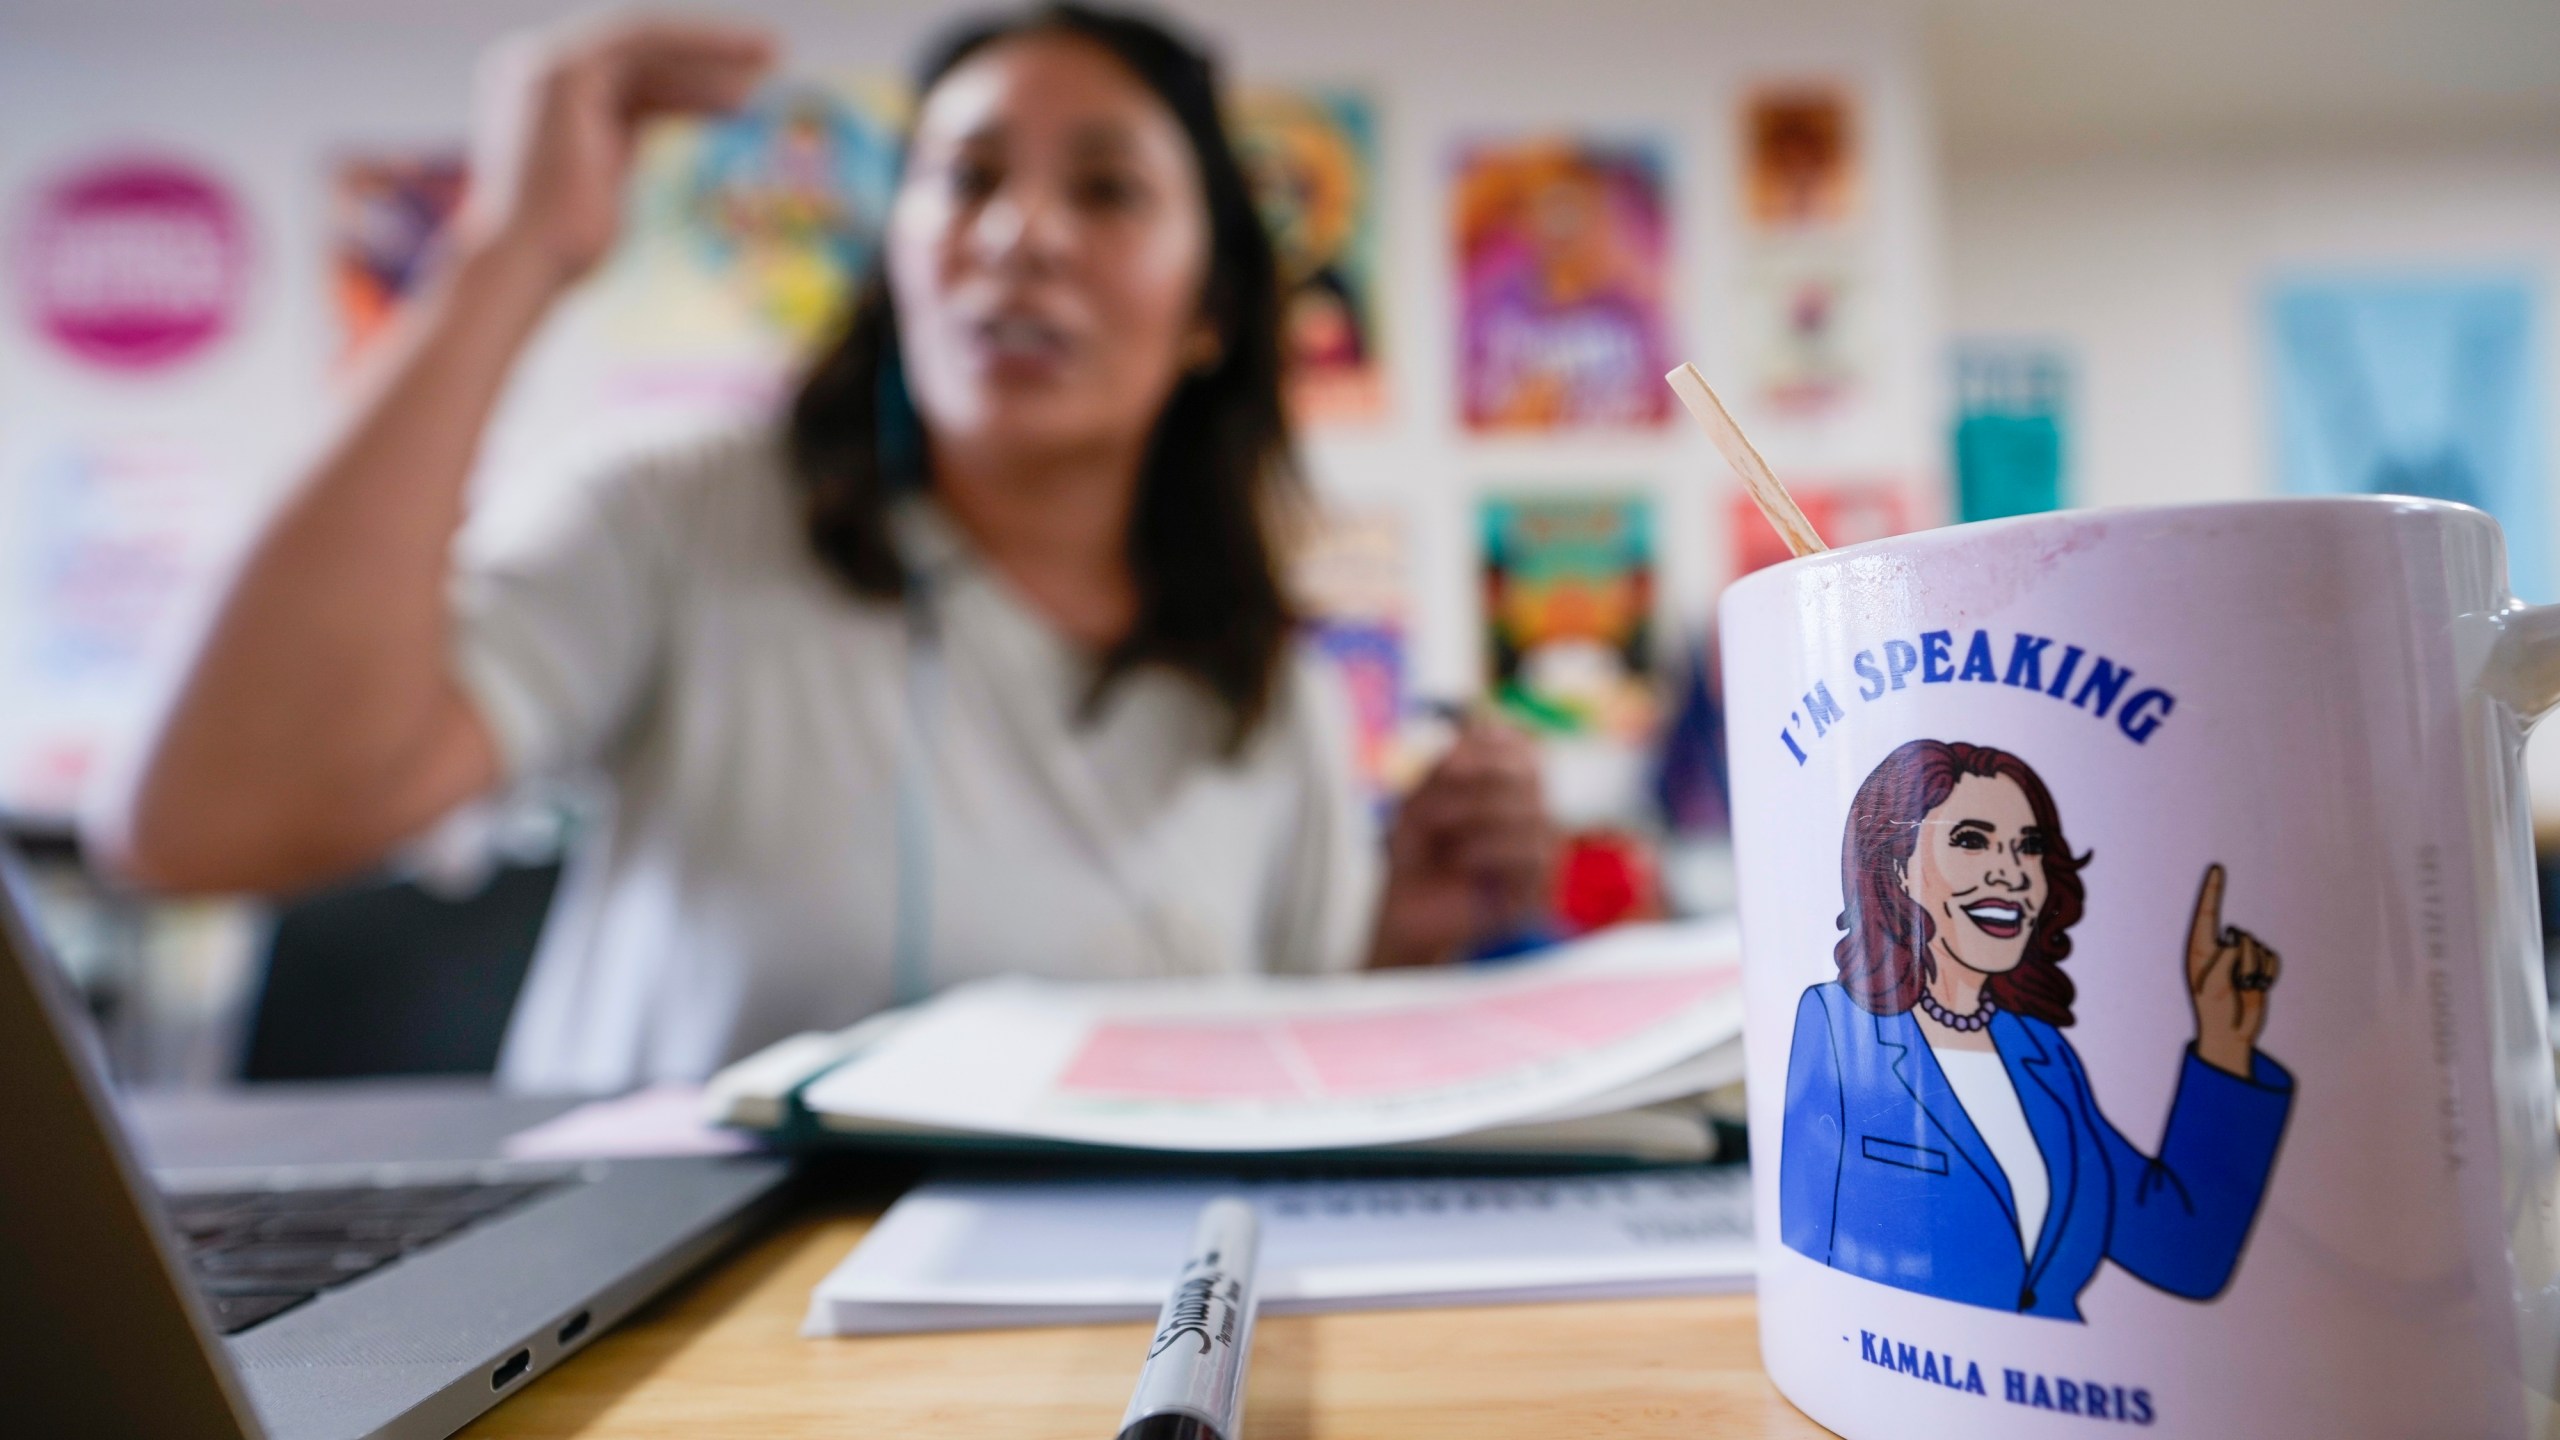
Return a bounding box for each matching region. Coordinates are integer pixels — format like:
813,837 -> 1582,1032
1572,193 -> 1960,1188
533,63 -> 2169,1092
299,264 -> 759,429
165,1179 -> 563,1335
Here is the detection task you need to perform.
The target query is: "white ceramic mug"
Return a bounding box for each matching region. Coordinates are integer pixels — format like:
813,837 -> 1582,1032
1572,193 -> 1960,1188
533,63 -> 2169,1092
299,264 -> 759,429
1721,497 -> 2560,1438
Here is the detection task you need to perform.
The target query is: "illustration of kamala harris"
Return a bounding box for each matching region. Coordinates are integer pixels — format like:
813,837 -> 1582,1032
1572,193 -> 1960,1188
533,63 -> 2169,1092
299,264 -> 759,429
1780,739 -> 2295,1321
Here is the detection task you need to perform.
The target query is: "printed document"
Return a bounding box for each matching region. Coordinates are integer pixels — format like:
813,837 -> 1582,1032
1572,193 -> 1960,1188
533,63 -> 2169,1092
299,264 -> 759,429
806,1166 -> 1755,1335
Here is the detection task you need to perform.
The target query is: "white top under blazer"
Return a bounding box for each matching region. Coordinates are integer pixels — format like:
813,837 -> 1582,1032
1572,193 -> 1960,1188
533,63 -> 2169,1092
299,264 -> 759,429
1930,1043 -> 2053,1255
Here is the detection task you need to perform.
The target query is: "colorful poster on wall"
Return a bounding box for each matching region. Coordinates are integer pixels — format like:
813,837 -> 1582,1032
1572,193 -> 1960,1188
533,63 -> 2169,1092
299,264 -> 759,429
1309,621 -> 1404,796
1290,506 -> 1409,796
0,434 -> 241,815
1953,342 -> 2069,522
12,154 -> 251,373
1482,495 -> 1655,736
600,77 -> 905,414
1743,247 -> 1863,414
2269,276 -> 2549,600
1452,138 -> 1674,432
329,151 -> 466,368
1728,481 -> 1910,578
1232,87 -> 1384,424
1741,85 -> 1859,231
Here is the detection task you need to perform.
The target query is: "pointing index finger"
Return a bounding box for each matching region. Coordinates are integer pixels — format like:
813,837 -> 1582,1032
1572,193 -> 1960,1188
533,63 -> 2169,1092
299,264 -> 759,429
2187,863 -> 2227,971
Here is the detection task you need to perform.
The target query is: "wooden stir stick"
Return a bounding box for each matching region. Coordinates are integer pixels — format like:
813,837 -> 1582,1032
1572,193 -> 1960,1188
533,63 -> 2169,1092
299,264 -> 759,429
1665,361 -> 1829,558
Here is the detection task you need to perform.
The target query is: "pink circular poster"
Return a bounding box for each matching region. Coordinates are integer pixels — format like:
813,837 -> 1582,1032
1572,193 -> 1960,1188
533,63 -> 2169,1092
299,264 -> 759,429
15,155 -> 250,372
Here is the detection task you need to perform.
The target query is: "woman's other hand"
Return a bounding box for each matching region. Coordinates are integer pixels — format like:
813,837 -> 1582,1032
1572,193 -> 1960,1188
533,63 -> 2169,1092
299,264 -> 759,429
462,16 -> 776,289
2185,863 -> 2280,1076
1369,718 -> 1558,968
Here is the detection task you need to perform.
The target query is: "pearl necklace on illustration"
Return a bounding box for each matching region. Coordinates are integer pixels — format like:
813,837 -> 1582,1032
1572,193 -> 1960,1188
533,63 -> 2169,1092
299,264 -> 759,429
1917,991 -> 1997,1033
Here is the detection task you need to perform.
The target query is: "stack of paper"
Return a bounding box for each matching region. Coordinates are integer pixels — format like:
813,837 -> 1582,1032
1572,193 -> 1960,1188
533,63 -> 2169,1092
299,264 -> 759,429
805,1166 -> 1755,1336
707,919 -> 1744,1163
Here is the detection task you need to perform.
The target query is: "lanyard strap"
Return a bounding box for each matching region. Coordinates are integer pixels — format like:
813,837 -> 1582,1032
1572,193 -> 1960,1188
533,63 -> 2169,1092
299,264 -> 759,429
891,583 -> 944,1007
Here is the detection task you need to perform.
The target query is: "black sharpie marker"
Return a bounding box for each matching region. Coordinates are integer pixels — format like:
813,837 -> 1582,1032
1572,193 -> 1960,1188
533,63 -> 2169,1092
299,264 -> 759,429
1116,1198 -> 1261,1440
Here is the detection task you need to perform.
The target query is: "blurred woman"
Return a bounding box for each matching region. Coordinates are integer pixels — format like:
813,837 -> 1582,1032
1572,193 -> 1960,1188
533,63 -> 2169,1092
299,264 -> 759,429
101,5 -> 1553,1091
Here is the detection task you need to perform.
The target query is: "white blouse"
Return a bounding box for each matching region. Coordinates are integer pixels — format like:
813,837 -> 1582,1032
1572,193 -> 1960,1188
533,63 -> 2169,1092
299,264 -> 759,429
447,431 -> 1378,1094
1932,1045 -> 2051,1256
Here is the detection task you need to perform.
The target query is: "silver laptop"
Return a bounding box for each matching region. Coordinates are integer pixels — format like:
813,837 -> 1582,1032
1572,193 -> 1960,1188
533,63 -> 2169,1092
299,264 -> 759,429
0,851 -> 793,1440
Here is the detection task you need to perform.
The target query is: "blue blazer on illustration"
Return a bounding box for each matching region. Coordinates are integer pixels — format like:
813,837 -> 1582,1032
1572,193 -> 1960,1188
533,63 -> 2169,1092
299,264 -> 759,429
1779,981 -> 2294,1321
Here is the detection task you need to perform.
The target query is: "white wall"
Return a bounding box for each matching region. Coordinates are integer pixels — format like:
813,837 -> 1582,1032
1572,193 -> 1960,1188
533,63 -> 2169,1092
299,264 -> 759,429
0,0 -> 1947,817
1943,139 -> 2560,808
1947,141 -> 2560,512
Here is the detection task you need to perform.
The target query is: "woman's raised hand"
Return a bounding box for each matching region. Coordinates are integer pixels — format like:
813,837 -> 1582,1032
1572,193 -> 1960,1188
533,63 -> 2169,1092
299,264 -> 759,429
1368,717 -> 1558,968
2185,863 -> 2280,1077
461,16 -> 777,290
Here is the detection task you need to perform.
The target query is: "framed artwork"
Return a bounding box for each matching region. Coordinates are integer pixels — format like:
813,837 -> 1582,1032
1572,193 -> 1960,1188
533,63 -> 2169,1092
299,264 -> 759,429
1452,138 -> 1674,432
1741,84 -> 1860,230
2269,276 -> 2548,599
1232,87 -> 1386,423
1482,494 -> 1656,736
330,151 -> 466,367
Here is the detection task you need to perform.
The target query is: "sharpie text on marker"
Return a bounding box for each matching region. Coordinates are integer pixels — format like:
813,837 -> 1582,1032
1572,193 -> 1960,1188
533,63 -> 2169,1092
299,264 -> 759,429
1116,1198 -> 1262,1440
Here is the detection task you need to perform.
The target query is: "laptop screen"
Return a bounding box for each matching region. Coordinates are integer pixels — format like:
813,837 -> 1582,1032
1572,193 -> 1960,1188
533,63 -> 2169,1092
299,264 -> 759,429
0,846 -> 259,1440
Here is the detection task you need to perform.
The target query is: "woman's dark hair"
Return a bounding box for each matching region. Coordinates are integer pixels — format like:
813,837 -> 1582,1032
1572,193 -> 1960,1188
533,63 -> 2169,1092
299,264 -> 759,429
1833,739 -> 2089,1026
786,3 -> 1295,752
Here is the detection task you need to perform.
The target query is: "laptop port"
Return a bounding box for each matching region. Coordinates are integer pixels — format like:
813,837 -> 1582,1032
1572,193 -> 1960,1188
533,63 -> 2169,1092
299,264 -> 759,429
491,1350 -> 531,1389
556,1310 -> 591,1346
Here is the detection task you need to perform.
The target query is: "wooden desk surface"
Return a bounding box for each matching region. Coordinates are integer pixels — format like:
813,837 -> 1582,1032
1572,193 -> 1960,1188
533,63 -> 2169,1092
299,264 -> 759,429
458,1196 -> 1834,1439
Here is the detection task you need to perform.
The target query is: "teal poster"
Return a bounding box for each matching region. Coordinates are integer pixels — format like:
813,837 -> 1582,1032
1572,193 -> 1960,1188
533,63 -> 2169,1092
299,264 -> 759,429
1953,343 -> 2068,523
2269,276 -> 2548,600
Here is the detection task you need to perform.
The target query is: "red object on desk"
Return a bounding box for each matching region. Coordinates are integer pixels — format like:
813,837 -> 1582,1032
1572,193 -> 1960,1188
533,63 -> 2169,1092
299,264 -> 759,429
1554,829 -> 1662,933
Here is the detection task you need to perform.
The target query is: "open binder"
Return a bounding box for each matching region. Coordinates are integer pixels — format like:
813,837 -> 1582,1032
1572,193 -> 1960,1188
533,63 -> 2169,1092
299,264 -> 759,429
705,919 -> 1746,1167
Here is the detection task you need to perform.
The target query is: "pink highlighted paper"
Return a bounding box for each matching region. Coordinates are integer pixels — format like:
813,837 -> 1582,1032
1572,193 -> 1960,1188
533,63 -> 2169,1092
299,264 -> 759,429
1059,1022 -> 1308,1100
1055,971 -> 1734,1104
789,920 -> 1746,1153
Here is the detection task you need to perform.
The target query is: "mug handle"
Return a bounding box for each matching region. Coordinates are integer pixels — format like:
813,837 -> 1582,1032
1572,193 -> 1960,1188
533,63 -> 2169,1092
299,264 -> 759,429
2487,601 -> 2560,723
